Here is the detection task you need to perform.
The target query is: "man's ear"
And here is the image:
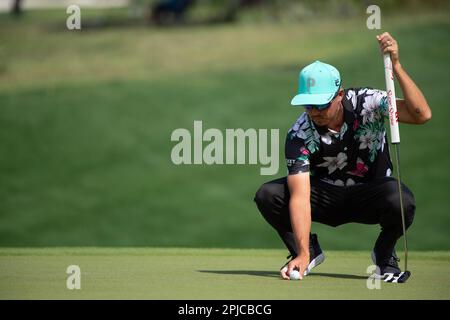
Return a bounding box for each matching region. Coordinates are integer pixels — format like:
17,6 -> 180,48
338,88 -> 344,96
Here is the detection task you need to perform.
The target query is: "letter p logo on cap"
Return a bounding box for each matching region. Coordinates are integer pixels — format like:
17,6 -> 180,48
306,77 -> 315,93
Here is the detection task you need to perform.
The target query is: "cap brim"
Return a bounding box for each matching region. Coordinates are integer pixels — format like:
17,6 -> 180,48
291,92 -> 335,106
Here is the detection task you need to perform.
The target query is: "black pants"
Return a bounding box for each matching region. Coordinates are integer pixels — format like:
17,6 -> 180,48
254,176 -> 416,259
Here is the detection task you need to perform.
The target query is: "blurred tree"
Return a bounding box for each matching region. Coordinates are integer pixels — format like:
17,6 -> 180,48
151,0 -> 197,25
146,0 -> 273,26
203,0 -> 269,24
11,0 -> 23,16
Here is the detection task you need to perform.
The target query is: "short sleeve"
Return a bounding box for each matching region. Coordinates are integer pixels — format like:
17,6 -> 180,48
374,89 -> 389,118
285,134 -> 310,175
381,98 -> 390,119
357,88 -> 389,123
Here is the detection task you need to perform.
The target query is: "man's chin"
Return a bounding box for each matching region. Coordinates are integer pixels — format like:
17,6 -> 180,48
312,118 -> 328,126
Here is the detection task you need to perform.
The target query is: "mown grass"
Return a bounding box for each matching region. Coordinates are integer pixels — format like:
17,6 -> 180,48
1,248 -> 449,299
0,9 -> 449,250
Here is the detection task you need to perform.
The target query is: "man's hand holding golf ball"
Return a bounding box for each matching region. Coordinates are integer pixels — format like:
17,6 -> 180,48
281,252 -> 310,280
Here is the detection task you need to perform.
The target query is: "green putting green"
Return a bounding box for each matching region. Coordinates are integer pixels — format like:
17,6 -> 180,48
1,10 -> 449,250
1,248 -> 449,299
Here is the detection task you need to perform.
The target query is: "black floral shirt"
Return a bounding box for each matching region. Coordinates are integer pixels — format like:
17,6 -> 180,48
285,87 -> 393,186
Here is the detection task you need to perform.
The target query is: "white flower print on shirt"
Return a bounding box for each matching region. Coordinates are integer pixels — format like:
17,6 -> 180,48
377,131 -> 386,152
317,152 -> 348,174
358,88 -> 376,96
359,132 -> 376,150
346,178 -> 356,186
325,178 -> 355,186
386,168 -> 392,177
333,179 -> 345,186
291,113 -> 309,139
361,99 -> 377,124
321,133 -> 333,145
288,112 -> 321,154
361,91 -> 387,124
346,90 -> 357,110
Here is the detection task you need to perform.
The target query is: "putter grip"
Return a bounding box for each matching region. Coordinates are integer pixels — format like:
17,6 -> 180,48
383,54 -> 400,144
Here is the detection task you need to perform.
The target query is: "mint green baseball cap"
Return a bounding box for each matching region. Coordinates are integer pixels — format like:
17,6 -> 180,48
291,60 -> 341,106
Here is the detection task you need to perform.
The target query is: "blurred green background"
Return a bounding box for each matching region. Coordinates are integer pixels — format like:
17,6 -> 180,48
0,0 -> 449,250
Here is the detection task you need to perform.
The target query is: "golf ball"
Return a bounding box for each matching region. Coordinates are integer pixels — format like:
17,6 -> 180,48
289,270 -> 301,280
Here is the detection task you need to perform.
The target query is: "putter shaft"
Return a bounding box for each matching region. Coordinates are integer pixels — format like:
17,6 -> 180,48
393,143 -> 408,271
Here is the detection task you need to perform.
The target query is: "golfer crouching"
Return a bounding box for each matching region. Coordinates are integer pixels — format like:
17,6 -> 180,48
254,32 -> 431,280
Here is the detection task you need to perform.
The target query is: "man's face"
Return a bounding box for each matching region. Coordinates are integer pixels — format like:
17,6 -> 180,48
305,90 -> 344,127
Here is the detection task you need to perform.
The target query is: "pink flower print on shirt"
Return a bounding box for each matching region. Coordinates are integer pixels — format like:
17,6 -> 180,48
353,119 -> 359,131
300,146 -> 310,156
347,158 -> 369,177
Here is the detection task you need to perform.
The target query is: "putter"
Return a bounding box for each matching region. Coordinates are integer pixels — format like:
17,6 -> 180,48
383,53 -> 411,283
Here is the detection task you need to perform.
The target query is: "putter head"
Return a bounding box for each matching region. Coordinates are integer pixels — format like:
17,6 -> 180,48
396,271 -> 411,283
383,271 -> 411,283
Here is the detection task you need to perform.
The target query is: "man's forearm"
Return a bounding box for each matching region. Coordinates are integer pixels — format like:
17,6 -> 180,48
394,63 -> 432,123
289,196 -> 311,256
